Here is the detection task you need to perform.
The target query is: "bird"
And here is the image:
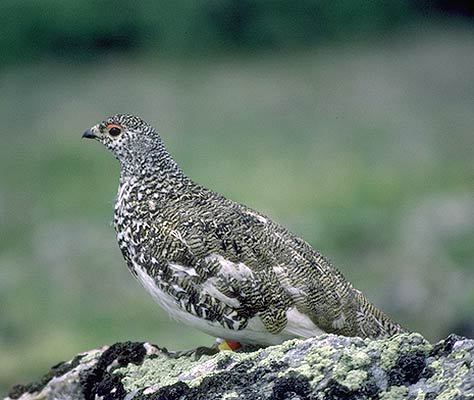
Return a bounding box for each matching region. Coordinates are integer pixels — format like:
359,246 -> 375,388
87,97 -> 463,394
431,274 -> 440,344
82,113 -> 405,350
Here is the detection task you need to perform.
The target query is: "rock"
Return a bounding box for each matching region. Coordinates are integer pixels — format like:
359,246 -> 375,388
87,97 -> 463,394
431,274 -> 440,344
5,333 -> 474,400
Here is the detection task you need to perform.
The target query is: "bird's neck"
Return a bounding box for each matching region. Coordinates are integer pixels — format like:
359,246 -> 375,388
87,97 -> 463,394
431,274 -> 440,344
118,144 -> 189,193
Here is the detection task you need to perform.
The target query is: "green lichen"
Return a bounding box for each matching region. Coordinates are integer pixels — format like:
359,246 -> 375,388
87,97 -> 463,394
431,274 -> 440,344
437,388 -> 462,400
326,342 -> 371,390
453,349 -> 469,360
222,391 -> 239,400
337,369 -> 368,391
278,338 -> 302,352
255,339 -> 297,367
118,345 -> 266,392
303,344 -> 336,369
280,344 -> 335,385
117,338 -> 328,394
378,333 -> 430,370
379,386 -> 409,400
424,347 -> 471,399
79,348 -> 103,364
344,349 -> 371,368
433,364 -> 469,400
117,352 -> 214,391
413,389 -> 428,400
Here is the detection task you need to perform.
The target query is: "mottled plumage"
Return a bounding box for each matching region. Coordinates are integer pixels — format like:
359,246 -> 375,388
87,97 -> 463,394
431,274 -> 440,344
83,114 -> 405,345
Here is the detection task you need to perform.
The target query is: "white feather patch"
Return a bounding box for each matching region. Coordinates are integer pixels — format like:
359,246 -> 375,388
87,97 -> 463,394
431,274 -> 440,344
168,262 -> 199,277
201,278 -> 241,308
332,313 -> 346,329
245,210 -> 268,224
206,254 -> 254,279
282,307 -> 326,338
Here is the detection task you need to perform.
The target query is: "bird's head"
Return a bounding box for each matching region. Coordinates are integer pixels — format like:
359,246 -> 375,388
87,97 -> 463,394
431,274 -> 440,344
83,114 -> 169,173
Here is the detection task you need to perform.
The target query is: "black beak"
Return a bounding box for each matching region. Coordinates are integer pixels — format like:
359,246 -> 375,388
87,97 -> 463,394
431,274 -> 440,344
82,129 -> 97,139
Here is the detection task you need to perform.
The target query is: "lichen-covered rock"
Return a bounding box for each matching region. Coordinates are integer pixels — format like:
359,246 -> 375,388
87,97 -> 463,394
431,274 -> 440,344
5,334 -> 474,400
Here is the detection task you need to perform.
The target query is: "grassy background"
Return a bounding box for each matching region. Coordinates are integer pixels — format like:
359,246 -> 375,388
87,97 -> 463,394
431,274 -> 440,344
1,23 -> 474,395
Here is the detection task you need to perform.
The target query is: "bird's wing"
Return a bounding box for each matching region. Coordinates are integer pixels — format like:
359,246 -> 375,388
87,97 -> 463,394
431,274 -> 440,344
146,199 -> 293,334
237,206 -> 405,338
232,206 -> 404,338
150,193 -> 404,338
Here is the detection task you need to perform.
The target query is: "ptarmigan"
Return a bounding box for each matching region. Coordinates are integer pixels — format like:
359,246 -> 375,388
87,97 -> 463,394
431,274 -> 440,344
83,113 -> 405,348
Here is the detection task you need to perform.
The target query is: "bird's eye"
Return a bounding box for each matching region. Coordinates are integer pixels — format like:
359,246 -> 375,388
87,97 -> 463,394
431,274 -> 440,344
107,124 -> 122,137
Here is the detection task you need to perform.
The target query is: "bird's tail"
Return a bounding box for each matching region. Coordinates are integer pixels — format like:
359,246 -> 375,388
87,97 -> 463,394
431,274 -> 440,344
353,289 -> 406,338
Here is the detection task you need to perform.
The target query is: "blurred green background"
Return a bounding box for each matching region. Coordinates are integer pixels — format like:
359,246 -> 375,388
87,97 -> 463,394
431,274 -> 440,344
1,0 -> 473,394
